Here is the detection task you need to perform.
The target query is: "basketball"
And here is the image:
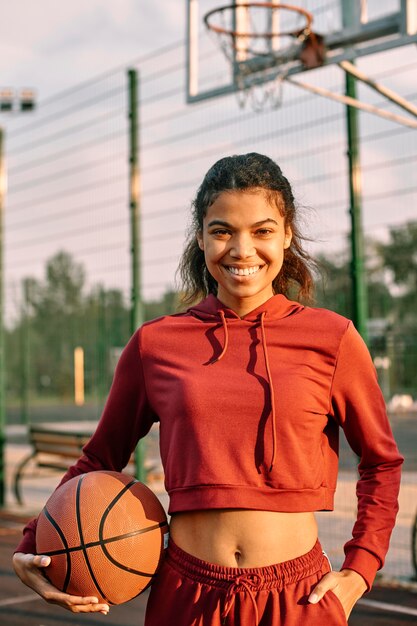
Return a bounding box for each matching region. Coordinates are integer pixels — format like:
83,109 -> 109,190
35,471 -> 169,605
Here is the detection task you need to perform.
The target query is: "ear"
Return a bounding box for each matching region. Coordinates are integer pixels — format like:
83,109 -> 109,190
284,226 -> 292,250
196,232 -> 204,251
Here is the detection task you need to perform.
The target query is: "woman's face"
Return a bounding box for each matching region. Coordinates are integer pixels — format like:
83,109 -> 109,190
197,189 -> 292,314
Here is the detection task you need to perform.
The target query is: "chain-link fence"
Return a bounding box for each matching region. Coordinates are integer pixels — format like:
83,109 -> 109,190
2,32 -> 417,582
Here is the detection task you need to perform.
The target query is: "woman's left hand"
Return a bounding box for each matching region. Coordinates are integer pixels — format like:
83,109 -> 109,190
308,568 -> 368,619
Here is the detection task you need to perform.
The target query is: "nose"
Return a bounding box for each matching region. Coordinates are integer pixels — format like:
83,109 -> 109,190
230,233 -> 256,258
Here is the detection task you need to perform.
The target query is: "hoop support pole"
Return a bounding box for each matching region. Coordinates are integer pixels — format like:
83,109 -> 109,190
345,65 -> 368,342
339,60 -> 417,118
285,76 -> 417,129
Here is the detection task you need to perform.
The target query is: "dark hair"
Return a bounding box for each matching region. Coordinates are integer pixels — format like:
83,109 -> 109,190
178,153 -> 315,304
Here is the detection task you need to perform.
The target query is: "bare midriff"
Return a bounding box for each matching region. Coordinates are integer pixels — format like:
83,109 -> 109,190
169,510 -> 318,568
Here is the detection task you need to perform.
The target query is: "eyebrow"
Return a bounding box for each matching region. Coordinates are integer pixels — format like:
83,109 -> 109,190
207,218 -> 279,228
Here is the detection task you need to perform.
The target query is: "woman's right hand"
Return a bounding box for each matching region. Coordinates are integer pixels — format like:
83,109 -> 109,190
12,552 -> 110,614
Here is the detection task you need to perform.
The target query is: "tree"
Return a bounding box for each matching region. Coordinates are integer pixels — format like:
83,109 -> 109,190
25,252 -> 86,397
377,221 -> 417,323
6,252 -> 182,406
376,222 -> 417,393
144,290 -> 180,321
314,242 -> 393,322
314,252 -> 352,319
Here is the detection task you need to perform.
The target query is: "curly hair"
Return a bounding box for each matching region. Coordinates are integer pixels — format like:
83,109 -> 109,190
177,153 -> 315,305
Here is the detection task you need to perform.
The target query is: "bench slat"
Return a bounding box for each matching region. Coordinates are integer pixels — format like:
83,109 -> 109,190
13,424 -> 140,505
31,434 -> 90,445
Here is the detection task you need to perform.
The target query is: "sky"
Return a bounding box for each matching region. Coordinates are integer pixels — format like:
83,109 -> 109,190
0,1 -> 184,101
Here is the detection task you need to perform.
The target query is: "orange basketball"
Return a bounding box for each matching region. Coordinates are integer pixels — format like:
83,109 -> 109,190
35,471 -> 168,605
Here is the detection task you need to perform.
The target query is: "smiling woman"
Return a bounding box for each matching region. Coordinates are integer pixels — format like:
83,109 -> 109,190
13,153 -> 403,626
179,153 -> 314,313
196,190 -> 292,317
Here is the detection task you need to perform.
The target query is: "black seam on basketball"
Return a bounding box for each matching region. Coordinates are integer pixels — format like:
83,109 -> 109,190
42,507 -> 72,592
99,521 -> 168,576
76,475 -> 111,603
101,478 -> 138,520
98,479 -> 166,577
130,575 -> 154,601
41,521 -> 169,557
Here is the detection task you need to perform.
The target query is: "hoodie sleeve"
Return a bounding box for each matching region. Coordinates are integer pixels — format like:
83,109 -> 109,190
15,327 -> 157,555
330,321 -> 403,590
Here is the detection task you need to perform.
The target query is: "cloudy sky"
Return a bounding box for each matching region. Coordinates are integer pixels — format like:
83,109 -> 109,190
0,1 -> 184,101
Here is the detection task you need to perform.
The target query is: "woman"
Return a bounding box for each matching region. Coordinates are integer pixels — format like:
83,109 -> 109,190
13,153 -> 403,625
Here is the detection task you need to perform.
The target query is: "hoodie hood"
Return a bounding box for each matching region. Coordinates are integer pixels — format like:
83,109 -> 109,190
187,293 -> 304,322
187,293 -> 304,473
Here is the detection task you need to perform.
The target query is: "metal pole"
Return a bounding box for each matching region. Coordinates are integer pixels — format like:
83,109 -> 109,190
128,69 -> 144,331
285,76 -> 417,129
345,69 -> 368,341
98,286 -> 107,402
128,69 -> 145,482
21,279 -> 30,424
0,128 -> 6,505
342,0 -> 368,341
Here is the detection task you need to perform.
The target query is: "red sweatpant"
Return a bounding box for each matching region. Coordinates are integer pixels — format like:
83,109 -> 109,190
145,538 -> 348,625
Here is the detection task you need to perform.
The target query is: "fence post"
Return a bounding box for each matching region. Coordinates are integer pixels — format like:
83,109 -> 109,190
345,69 -> 368,343
128,69 -> 145,482
0,128 -> 5,505
342,1 -> 369,341
21,278 -> 31,424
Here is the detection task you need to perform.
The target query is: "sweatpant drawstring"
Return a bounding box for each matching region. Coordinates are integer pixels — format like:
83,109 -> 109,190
221,574 -> 261,625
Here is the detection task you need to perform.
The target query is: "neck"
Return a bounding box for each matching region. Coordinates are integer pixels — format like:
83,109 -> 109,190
216,292 -> 274,318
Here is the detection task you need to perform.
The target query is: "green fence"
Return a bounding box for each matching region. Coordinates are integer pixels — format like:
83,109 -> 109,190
2,35 -> 416,582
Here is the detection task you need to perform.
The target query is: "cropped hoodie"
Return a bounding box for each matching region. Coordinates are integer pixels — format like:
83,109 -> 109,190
16,294 -> 403,590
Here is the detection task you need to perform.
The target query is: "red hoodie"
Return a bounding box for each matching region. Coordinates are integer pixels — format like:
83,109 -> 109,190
16,294 -> 403,589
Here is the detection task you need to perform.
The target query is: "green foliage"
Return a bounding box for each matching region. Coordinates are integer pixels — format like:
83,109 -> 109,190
314,251 -> 352,318
376,221 -> 417,325
144,290 -> 181,321
377,221 -> 417,289
5,251 -> 177,406
314,244 -> 393,321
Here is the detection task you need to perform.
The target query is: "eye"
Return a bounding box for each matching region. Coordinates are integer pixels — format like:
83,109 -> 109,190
255,228 -> 273,236
210,229 -> 231,237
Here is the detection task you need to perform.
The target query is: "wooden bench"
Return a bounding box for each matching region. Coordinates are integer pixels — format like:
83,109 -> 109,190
13,423 -> 138,505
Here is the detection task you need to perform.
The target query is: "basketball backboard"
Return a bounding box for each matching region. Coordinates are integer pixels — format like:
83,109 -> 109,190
186,0 -> 417,104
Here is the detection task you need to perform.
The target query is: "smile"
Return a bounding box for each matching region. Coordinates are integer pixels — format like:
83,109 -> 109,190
225,265 -> 262,276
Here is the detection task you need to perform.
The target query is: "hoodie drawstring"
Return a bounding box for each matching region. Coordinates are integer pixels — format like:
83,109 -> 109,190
260,312 -> 277,472
212,309 -> 229,363
211,309 -> 277,473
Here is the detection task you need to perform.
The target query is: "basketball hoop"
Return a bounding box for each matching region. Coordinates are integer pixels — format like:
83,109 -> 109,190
204,2 -> 325,110
190,1 -> 417,127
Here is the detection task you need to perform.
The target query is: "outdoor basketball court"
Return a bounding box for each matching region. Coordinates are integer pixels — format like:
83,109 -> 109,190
1,1 -> 417,624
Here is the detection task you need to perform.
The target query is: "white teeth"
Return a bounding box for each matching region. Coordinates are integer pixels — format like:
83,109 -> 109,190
227,265 -> 260,276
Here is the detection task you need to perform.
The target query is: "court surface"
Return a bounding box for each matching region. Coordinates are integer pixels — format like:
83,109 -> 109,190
1,520 -> 417,626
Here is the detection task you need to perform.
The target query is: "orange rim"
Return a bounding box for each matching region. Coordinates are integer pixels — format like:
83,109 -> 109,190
204,2 -> 313,39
